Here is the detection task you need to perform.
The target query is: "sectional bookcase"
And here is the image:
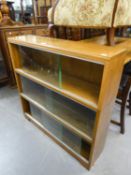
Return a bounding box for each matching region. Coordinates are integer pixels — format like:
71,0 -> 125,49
8,35 -> 130,169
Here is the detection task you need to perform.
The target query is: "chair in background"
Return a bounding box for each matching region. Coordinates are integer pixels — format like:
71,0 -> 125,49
116,27 -> 131,38
48,26 -> 105,41
112,61 -> 131,134
129,92 -> 131,115
124,61 -> 131,118
34,0 -> 56,24
111,74 -> 131,134
47,1 -> 131,133
48,0 -> 131,45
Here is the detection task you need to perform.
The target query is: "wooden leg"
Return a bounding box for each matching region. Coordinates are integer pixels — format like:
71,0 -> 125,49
55,26 -> 60,38
61,27 -> 67,39
107,27 -> 116,46
129,92 -> 131,115
111,100 -> 126,134
48,23 -> 56,37
120,101 -> 126,134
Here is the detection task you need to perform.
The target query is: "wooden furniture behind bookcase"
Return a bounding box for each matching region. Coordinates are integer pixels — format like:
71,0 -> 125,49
34,0 -> 56,24
8,35 -> 131,169
0,46 -> 8,87
0,24 -> 49,86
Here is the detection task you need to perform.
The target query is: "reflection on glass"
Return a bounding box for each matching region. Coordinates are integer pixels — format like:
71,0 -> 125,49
19,46 -> 61,87
21,76 -> 96,138
18,45 -> 103,108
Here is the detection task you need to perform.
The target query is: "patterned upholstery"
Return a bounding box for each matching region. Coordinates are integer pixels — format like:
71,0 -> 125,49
48,0 -> 116,27
114,0 -> 131,27
48,0 -> 131,28
48,7 -> 52,22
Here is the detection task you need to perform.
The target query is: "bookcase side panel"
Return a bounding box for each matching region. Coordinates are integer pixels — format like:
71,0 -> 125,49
8,43 -> 30,114
89,52 -> 126,168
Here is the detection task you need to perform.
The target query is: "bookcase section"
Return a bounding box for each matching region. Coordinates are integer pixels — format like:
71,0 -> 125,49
29,103 -> 91,161
8,35 -> 128,169
21,76 -> 96,142
17,45 -> 104,111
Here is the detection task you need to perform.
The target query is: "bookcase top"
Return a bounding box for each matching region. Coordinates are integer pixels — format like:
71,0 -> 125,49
8,35 -> 131,65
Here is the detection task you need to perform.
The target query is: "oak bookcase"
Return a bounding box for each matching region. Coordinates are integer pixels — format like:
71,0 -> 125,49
8,35 -> 131,169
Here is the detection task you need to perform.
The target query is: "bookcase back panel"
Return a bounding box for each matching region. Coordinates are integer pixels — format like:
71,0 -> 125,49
61,57 -> 104,86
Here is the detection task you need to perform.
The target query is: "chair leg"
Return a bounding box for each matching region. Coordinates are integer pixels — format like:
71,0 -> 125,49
111,101 -> 126,134
120,102 -> 126,134
48,23 -> 56,37
107,27 -> 115,46
129,92 -> 131,115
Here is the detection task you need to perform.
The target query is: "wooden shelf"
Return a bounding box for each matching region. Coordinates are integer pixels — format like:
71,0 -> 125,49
25,112 -> 90,164
16,68 -> 99,111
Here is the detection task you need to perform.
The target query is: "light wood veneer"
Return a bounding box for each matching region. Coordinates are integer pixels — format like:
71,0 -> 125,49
8,35 -> 131,169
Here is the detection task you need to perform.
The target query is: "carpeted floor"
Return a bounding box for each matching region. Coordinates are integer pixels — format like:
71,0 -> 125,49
0,86 -> 131,175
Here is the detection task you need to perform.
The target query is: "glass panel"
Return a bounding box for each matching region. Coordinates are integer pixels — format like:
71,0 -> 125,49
18,46 -> 60,88
18,45 -> 103,109
30,103 -> 91,160
61,56 -> 103,107
21,76 -> 96,139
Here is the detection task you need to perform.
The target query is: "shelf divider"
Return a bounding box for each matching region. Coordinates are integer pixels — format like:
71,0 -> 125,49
16,68 -> 99,111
